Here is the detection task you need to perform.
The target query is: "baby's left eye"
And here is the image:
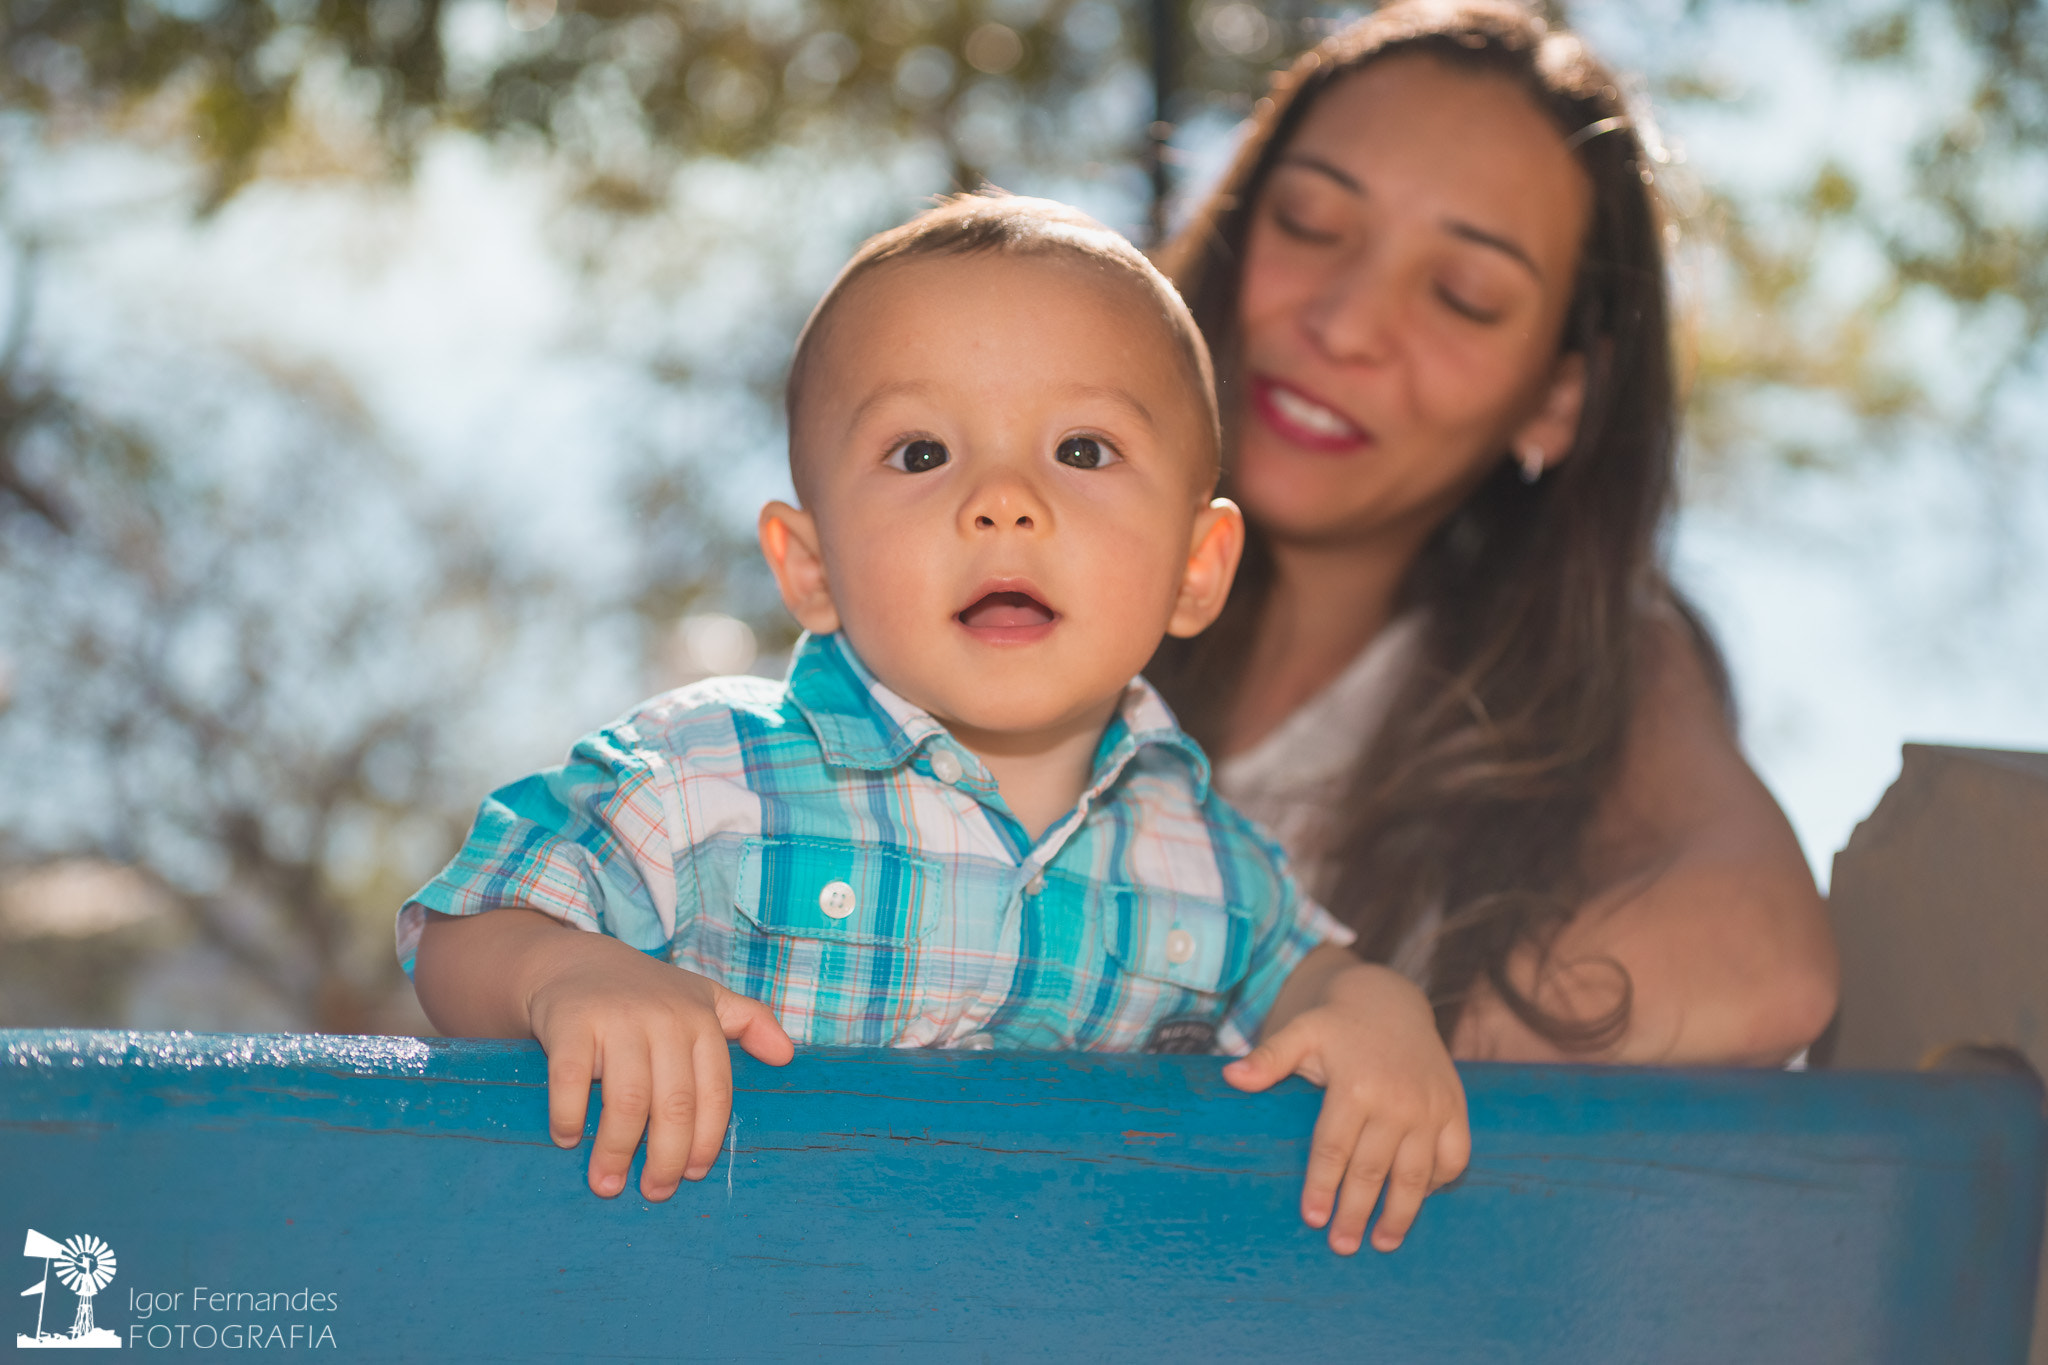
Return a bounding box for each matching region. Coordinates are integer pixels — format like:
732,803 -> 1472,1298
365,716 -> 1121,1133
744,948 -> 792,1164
885,438 -> 950,473
1055,436 -> 1120,469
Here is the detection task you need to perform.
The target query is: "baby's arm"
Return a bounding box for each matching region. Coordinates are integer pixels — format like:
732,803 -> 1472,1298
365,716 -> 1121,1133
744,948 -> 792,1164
1224,944 -> 1470,1254
414,907 -> 793,1200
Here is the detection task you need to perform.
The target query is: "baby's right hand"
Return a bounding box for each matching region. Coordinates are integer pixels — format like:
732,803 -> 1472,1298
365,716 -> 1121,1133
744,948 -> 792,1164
525,939 -> 794,1201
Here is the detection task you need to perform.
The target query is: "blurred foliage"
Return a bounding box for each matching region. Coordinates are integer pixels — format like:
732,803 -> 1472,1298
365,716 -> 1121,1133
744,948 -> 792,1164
0,248 -> 569,1029
2,0 -> 1167,209
1662,0 -> 2048,475
0,205 -> 764,1028
0,0 -> 2041,1030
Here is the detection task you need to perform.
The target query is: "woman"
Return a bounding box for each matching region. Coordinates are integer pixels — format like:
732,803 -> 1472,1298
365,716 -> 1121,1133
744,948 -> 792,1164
1150,0 -> 1838,1064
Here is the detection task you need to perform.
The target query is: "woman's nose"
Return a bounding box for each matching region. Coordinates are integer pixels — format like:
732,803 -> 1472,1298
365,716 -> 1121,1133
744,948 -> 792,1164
1301,256 -> 1395,365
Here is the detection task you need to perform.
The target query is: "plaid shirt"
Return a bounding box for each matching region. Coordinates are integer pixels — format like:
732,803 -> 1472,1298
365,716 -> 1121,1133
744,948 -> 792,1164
400,632 -> 1350,1053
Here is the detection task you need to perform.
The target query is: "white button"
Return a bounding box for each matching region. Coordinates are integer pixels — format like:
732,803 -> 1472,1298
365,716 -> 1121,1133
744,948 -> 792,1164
1025,875 -> 1046,896
929,749 -> 963,784
1164,927 -> 1197,965
818,880 -> 856,919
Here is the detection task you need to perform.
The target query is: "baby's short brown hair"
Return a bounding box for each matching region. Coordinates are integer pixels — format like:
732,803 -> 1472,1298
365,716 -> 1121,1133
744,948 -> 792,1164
785,194 -> 1221,499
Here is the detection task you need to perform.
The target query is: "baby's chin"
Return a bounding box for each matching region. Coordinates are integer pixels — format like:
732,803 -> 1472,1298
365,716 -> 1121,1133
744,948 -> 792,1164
852,626 -> 1156,747
912,679 -> 1132,751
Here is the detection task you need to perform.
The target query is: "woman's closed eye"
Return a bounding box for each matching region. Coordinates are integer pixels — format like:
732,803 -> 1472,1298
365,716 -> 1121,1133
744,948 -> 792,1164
1434,284 -> 1505,324
885,437 -> 949,473
1264,171 -> 1353,245
1270,203 -> 1345,246
1055,435 -> 1122,470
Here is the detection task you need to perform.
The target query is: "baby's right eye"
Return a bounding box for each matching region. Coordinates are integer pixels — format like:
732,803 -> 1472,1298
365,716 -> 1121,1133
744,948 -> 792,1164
885,438 -> 949,473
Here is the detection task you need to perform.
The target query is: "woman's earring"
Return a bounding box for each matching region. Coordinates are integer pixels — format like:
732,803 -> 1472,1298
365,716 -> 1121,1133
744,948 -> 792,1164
1517,442 -> 1545,484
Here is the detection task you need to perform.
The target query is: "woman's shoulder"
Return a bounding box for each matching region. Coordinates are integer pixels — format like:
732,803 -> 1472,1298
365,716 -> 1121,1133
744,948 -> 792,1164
1621,592 -> 1742,749
1588,593 -> 1795,876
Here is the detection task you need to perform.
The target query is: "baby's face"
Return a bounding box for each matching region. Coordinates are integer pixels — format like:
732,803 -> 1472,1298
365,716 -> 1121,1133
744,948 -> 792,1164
777,253 -> 1233,748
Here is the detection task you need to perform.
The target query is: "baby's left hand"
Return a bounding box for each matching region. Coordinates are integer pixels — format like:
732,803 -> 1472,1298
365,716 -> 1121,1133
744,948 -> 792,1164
1224,960 -> 1470,1255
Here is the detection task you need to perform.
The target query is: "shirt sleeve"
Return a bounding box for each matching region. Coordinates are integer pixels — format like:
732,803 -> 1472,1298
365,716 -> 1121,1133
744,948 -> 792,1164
1215,819 -> 1357,1055
396,725 -> 681,978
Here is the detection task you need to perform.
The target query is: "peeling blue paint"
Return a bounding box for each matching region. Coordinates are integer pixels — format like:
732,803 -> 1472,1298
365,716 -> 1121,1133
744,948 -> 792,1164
1,1031 -> 2042,1363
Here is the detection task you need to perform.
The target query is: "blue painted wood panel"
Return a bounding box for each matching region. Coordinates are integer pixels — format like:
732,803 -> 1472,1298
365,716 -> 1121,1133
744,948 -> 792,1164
2,1030 -> 2042,1362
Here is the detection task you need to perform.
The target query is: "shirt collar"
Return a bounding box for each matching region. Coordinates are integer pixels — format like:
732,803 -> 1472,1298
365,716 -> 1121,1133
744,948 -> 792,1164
783,632 -> 1211,800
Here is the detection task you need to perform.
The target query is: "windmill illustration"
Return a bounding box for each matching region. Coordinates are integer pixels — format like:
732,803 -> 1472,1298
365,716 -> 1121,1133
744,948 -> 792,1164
18,1228 -> 120,1349
53,1236 -> 116,1338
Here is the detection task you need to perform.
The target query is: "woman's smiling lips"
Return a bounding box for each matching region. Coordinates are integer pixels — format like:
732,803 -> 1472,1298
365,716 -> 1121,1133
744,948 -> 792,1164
956,580 -> 1059,644
1251,374 -> 1373,453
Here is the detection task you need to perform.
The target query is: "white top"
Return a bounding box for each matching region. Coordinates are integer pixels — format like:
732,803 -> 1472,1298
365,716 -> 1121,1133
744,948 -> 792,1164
1214,615 -> 1441,984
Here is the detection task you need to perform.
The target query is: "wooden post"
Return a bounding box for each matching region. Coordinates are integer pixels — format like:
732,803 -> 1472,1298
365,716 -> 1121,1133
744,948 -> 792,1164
1827,743 -> 2048,1362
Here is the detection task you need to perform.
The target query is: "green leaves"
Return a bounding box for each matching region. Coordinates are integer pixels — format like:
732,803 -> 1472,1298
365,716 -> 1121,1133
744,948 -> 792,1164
3,0 -> 1164,210
1656,0 -> 2048,473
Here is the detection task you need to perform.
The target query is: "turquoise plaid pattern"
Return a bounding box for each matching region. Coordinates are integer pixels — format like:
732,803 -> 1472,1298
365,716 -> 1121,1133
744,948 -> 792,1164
400,632 -> 1348,1052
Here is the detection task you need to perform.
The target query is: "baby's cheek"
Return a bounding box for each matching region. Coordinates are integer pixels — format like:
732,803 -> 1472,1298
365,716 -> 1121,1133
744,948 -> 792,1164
1086,529 -> 1188,647
835,604 -> 925,682
829,531 -> 940,622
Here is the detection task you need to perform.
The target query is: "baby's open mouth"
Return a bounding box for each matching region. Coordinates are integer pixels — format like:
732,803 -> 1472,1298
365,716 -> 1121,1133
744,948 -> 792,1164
957,589 -> 1056,633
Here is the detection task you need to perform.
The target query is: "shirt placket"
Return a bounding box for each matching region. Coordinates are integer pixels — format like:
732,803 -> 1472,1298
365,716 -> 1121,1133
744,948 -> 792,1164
938,734 -> 1143,1046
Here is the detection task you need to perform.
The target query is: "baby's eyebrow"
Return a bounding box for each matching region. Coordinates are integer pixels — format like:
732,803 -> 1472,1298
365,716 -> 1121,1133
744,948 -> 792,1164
851,380 -> 1157,432
1061,383 -> 1157,431
847,379 -> 936,428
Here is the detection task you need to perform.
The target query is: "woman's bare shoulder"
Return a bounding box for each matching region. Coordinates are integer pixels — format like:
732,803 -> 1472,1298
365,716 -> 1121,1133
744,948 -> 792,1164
1590,600 -> 1778,861
1586,601 -> 1838,1049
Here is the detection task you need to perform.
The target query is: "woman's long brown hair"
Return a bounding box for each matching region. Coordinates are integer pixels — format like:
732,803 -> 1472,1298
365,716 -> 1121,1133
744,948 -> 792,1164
1148,0 -> 1728,1048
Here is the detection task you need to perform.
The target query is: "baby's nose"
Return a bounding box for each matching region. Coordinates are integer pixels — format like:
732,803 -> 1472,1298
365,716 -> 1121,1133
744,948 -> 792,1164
963,468 -> 1049,532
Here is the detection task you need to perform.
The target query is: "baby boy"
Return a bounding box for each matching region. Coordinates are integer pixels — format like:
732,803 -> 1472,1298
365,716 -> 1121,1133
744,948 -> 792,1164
402,195 -> 1467,1255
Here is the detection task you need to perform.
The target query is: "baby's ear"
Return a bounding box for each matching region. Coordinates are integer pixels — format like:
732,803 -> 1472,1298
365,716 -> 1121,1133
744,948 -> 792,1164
1165,498 -> 1246,638
758,502 -> 842,635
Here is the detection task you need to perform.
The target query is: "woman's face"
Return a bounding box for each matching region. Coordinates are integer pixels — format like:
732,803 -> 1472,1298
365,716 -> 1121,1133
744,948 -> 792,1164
1233,55 -> 1593,549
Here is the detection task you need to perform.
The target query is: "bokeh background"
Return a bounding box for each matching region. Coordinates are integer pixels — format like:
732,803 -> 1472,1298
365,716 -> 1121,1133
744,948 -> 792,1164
1,0 -> 2042,1033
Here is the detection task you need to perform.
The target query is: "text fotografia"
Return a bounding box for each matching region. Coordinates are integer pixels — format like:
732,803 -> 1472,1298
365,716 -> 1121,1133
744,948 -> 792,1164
127,1288 -> 339,1350
127,1324 -> 335,1350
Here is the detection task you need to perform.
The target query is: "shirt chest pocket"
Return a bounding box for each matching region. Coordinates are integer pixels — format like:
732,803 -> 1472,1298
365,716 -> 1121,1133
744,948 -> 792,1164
733,836 -> 939,947
1097,884 -> 1254,996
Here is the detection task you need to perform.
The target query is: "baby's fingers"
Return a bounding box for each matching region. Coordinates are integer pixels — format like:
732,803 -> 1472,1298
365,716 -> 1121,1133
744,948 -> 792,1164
684,1033 -> 735,1182
588,1037 -> 652,1199
1432,1112 -> 1473,1192
546,1036 -> 596,1150
1368,1132 -> 1439,1252
637,1042 -> 697,1202
720,990 -> 795,1067
1299,1089 -> 1368,1230
1223,1019 -> 1319,1094
1325,1123 -> 1400,1256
